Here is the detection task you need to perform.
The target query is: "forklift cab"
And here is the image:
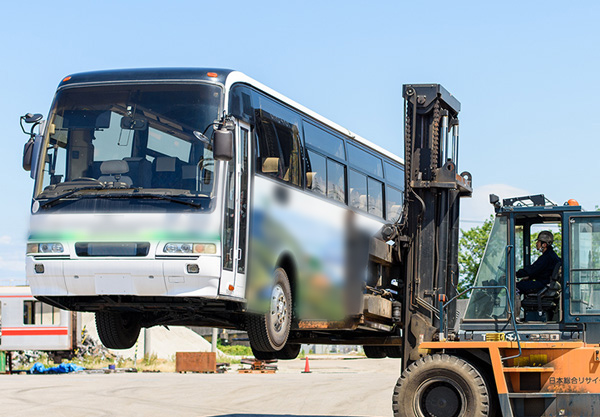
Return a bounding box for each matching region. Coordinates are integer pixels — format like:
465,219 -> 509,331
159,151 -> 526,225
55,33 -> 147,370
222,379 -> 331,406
463,195 -> 600,334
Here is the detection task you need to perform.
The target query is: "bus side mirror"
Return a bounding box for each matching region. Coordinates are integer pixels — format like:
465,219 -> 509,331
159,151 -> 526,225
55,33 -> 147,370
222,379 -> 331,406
23,137 -> 34,171
21,113 -> 44,173
213,128 -> 233,161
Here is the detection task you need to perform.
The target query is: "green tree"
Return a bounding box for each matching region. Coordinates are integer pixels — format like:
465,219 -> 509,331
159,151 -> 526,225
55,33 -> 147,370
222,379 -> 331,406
458,216 -> 494,294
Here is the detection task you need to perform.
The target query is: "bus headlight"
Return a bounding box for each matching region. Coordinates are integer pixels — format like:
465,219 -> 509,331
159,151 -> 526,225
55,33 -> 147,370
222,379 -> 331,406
27,243 -> 64,254
163,243 -> 216,254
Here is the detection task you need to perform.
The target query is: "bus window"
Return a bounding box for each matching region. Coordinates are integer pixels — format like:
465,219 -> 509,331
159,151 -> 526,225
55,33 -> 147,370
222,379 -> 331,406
347,143 -> 383,178
386,185 -> 403,222
384,161 -> 404,189
368,178 -> 383,218
306,150 -> 346,203
306,150 -> 326,195
237,126 -> 249,275
327,159 -> 346,203
304,122 -> 345,159
223,145 -> 236,272
349,169 -> 384,219
349,169 -> 368,212
255,110 -> 301,187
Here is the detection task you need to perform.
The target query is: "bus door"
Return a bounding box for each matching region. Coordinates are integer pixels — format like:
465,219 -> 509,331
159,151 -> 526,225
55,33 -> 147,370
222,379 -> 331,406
220,121 -> 251,297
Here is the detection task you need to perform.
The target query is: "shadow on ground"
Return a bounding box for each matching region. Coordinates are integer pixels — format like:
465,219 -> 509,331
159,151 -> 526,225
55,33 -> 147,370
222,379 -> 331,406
212,415 -> 368,417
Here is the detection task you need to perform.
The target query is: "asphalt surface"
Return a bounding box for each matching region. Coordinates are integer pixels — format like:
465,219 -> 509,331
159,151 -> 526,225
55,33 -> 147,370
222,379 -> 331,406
0,357 -> 401,417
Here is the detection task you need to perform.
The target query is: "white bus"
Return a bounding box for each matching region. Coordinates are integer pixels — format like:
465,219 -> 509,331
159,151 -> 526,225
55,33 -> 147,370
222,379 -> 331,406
0,286 -> 77,351
23,69 -> 405,359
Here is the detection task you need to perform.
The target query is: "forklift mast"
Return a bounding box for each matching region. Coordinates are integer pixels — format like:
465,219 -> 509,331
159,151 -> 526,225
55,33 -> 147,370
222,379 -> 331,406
396,84 -> 472,365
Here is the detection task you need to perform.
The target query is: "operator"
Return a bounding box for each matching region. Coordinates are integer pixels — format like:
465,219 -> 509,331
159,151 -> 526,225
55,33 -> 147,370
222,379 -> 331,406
516,231 -> 560,295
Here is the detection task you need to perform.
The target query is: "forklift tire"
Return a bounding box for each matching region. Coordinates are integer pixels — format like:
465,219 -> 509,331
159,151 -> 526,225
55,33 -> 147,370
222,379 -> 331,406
392,354 -> 489,417
363,345 -> 387,358
246,267 -> 292,352
95,311 -> 142,349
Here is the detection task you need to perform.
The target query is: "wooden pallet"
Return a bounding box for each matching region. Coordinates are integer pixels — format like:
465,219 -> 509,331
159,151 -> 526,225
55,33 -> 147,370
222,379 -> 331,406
238,369 -> 276,374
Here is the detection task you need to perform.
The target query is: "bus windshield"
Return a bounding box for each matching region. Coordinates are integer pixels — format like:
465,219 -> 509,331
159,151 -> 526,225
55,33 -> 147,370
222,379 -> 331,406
36,83 -> 222,210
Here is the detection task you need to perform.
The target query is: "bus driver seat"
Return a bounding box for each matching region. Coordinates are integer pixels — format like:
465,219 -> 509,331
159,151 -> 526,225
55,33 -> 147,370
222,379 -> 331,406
98,160 -> 132,187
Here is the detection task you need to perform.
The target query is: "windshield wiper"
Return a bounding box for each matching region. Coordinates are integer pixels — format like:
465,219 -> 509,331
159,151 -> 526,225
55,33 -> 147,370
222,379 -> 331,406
125,192 -> 204,208
39,185 -> 106,208
39,187 -> 205,209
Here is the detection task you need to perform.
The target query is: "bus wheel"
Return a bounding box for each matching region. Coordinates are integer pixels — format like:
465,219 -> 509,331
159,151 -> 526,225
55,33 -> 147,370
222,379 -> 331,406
363,345 -> 387,358
246,267 -> 292,352
392,354 -> 489,417
96,311 -> 142,349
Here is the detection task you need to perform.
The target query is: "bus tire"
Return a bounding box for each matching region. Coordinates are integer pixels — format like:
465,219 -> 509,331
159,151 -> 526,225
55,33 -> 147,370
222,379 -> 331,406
246,267 -> 292,352
251,347 -> 277,360
274,343 -> 301,360
363,345 -> 387,358
385,345 -> 402,358
392,354 -> 490,417
96,311 -> 142,350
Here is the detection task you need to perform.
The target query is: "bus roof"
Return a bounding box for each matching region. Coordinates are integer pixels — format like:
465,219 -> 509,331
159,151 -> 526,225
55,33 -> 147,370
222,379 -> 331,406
57,68 -> 404,167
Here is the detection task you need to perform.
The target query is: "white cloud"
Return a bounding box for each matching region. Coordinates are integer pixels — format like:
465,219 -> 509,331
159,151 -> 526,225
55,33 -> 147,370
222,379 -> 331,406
0,235 -> 11,245
460,183 -> 529,226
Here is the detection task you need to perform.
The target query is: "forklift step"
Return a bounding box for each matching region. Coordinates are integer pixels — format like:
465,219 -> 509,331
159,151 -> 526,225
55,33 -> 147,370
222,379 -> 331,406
503,367 -> 555,373
508,392 -> 557,398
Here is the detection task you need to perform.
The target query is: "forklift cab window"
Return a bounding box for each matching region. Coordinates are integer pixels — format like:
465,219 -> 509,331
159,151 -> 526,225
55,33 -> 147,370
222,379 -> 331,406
514,222 -> 562,321
570,218 -> 600,315
515,224 -> 562,272
464,216 -> 509,320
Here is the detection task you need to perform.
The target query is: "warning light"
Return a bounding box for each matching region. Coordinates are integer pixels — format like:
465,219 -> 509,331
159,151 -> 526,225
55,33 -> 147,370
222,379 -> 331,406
62,76 -> 72,82
567,199 -> 579,206
228,284 -> 234,291
207,72 -> 218,78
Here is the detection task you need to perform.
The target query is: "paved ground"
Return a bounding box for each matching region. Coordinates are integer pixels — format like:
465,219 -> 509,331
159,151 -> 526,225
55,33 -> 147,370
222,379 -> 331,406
0,358 -> 401,417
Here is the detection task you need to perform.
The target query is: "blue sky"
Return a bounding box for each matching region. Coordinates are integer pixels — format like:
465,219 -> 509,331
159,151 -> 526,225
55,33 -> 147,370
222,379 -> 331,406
1,1 -> 599,284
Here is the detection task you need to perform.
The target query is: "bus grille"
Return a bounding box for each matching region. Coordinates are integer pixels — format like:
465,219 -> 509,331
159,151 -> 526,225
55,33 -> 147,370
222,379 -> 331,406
75,242 -> 150,257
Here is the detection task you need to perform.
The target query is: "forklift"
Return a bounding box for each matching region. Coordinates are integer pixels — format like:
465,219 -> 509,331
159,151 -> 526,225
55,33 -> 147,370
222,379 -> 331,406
386,85 -> 600,416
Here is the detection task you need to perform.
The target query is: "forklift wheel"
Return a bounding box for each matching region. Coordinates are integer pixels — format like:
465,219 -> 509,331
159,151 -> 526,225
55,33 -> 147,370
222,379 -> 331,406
392,354 -> 489,417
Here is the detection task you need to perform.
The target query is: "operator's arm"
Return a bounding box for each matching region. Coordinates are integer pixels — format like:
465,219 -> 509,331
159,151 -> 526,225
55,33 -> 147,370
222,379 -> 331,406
516,252 -> 550,278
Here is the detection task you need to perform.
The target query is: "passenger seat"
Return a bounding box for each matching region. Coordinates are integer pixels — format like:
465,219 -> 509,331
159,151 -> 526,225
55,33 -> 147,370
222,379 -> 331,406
123,157 -> 152,188
152,157 -> 182,189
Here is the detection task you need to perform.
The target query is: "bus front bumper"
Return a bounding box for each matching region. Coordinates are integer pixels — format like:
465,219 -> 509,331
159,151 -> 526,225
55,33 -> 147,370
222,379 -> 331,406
26,256 -> 222,298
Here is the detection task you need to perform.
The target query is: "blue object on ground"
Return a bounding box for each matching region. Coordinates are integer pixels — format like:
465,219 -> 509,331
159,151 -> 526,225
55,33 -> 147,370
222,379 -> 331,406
29,362 -> 47,374
28,362 -> 85,374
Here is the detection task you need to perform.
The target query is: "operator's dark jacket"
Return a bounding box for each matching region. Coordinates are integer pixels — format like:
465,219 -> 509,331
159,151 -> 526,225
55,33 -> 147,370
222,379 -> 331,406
516,247 -> 560,292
